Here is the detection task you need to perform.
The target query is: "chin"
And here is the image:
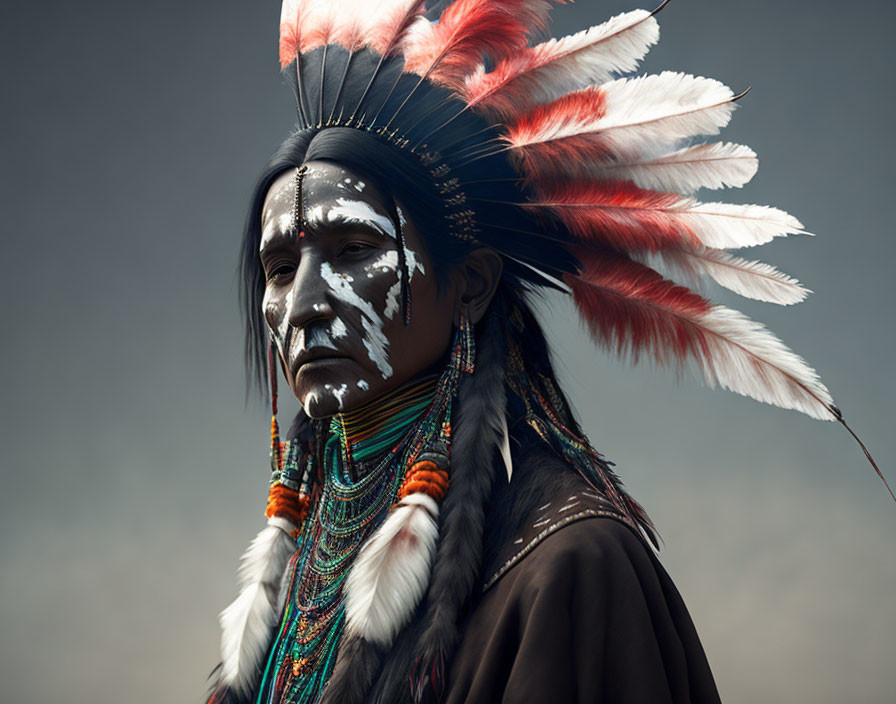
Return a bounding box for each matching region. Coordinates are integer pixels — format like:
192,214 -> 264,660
299,380 -> 375,418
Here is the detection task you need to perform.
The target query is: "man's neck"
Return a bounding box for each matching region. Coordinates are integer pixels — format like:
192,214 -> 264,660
335,374 -> 439,466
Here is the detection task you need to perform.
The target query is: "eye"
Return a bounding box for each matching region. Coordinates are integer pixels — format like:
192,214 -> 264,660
339,241 -> 376,257
266,261 -> 296,282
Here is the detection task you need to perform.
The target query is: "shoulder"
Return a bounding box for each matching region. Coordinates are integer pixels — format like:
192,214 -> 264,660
481,472 -> 650,594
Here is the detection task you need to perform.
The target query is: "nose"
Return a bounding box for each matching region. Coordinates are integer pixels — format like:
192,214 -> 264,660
287,252 -> 334,331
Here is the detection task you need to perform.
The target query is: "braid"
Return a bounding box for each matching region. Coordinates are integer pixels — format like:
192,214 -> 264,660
500,285 -> 659,548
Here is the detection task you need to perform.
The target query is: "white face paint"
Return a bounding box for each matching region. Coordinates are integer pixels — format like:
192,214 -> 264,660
320,262 -> 393,379
330,317 -> 348,339
324,383 -> 349,410
384,280 -> 401,321
328,198 -> 397,239
306,326 -> 337,351
303,391 -> 319,416
261,163 -> 454,420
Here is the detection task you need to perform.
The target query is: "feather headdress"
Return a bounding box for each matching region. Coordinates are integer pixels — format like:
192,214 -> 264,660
272,0 -> 882,480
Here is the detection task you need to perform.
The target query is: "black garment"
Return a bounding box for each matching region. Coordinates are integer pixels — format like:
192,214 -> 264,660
366,430 -> 722,704
446,497 -> 721,703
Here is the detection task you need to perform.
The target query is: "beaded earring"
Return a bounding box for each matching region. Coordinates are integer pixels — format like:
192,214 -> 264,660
395,315 -> 474,504
456,313 -> 476,375
265,336 -> 310,537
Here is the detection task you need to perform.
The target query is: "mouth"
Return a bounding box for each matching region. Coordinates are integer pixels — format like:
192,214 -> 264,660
291,348 -> 351,378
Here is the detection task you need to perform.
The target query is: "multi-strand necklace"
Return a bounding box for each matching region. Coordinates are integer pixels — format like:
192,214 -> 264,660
256,375 -> 444,704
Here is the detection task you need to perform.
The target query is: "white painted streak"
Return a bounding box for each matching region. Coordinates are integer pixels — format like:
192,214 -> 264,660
320,263 -> 393,379
329,198 -> 396,239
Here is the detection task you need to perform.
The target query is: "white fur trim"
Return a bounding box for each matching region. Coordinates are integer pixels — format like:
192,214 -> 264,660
218,522 -> 297,694
344,493 -> 439,646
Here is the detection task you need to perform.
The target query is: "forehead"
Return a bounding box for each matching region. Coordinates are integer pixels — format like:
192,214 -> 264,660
262,161 -> 391,228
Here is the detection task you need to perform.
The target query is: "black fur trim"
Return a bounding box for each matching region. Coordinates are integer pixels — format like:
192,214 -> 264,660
318,635 -> 385,704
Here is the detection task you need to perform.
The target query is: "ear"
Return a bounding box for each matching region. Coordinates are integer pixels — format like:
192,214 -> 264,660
454,248 -> 503,324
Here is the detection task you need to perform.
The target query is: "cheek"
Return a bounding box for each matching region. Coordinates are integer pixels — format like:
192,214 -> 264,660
320,256 -> 405,381
263,287 -> 292,344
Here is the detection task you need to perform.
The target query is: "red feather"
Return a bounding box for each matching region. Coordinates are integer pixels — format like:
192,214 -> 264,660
367,0 -> 428,57
402,0 -> 555,89
279,22 -> 299,68
506,88 -> 611,178
565,250 -> 711,365
567,250 -> 837,420
278,0 -> 319,67
333,24 -> 364,53
525,180 -> 700,252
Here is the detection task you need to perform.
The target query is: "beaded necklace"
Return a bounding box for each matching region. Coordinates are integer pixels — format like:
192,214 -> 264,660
256,375 -> 446,704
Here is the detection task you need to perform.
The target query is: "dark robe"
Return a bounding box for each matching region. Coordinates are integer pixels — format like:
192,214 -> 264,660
366,426 -> 722,704
445,493 -> 721,703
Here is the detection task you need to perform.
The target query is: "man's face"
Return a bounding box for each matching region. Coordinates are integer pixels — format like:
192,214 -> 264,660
260,161 -> 456,418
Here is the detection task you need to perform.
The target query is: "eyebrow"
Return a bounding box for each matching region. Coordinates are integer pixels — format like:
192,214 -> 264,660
259,206 -> 396,256
306,198 -> 397,239
259,213 -> 296,253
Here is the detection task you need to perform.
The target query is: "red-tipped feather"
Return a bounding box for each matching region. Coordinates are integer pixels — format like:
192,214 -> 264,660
366,0 -> 429,57
304,4 -> 337,51
507,74 -> 738,181
402,0 -> 555,89
506,88 -> 611,178
526,181 -> 698,252
566,250 -> 711,363
566,250 -> 835,419
464,7 -> 660,119
279,0 -> 325,63
331,5 -> 365,52
279,23 -> 299,68
524,179 -> 805,251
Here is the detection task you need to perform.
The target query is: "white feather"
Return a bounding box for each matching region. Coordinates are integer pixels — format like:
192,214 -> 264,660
682,201 -> 808,249
593,142 -> 758,193
651,246 -> 810,305
532,9 -> 659,86
598,72 -> 737,155
693,305 -> 834,420
344,493 -> 439,646
280,0 -> 301,26
464,9 -> 659,115
499,412 -> 513,482
218,518 -> 297,694
515,72 -> 737,159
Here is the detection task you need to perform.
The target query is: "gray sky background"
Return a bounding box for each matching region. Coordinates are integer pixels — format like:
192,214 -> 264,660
2,1 -> 894,702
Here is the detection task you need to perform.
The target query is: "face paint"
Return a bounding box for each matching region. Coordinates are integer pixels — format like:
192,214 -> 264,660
324,383 -> 349,410
331,318 -> 348,339
320,262 -> 393,379
259,162 -> 456,419
328,197 -> 396,240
